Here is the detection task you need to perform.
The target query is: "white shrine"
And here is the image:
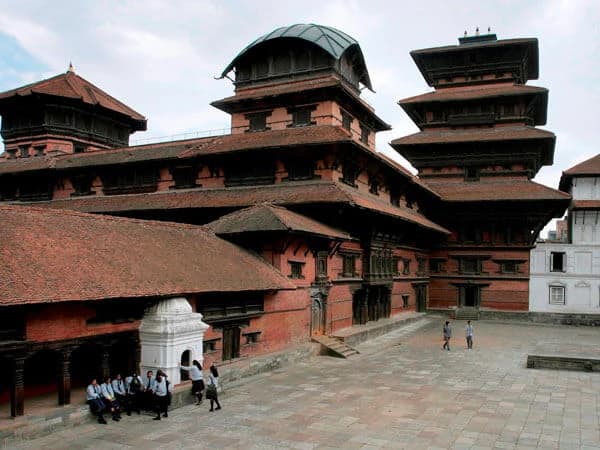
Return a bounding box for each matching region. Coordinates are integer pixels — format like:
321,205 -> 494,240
139,297 -> 209,384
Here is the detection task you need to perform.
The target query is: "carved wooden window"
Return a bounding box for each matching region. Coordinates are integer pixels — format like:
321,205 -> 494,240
341,254 -> 357,278
432,110 -> 443,122
170,165 -> 199,189
73,143 -> 86,153
289,261 -> 305,279
289,107 -> 314,127
102,168 -> 159,195
197,293 -> 264,321
459,258 -> 481,274
392,256 -> 400,276
341,161 -> 359,187
70,174 -> 95,197
402,295 -> 409,308
502,103 -> 515,116
402,259 -> 411,275
19,145 -> 29,158
316,251 -> 328,280
360,124 -> 370,144
549,285 -> 566,305
341,111 -> 353,131
465,167 -> 480,181
390,190 -> 400,207
369,177 -> 379,195
285,159 -> 314,181
203,339 -> 218,353
499,261 -> 519,274
224,159 -> 275,186
243,331 -> 261,345
246,111 -> 271,132
429,259 -> 444,273
417,257 -> 427,276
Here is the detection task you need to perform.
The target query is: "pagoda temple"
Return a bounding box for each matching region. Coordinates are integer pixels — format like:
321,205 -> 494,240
391,31 -> 569,314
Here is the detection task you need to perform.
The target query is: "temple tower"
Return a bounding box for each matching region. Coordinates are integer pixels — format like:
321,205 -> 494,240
391,31 -> 570,313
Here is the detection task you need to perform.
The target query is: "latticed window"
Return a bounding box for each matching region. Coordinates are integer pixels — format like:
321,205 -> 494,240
549,286 -> 566,305
360,124 -> 370,144
246,112 -> 270,132
342,254 -> 357,277
289,261 -> 305,279
342,110 -> 353,131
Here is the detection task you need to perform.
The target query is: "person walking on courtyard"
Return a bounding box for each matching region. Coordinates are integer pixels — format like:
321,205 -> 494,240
206,364 -> 222,412
442,320 -> 452,351
466,320 -> 474,349
180,360 -> 205,405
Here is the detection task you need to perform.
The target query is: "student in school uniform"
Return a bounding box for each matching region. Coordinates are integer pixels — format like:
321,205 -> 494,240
152,371 -> 172,420
206,364 -> 222,412
125,371 -> 143,415
112,373 -> 127,409
86,378 -> 107,424
180,360 -> 205,405
100,376 -> 121,421
142,370 -> 155,411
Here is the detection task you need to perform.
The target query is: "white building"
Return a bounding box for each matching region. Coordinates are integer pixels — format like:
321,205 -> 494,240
530,154 -> 600,313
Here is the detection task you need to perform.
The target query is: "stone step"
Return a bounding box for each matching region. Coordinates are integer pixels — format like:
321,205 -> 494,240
454,308 -> 479,320
312,335 -> 360,359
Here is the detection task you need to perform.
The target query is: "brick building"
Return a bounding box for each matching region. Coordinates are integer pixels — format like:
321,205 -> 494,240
0,25 -> 569,417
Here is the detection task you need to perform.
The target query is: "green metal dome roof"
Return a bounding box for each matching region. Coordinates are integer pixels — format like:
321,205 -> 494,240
220,23 -> 372,90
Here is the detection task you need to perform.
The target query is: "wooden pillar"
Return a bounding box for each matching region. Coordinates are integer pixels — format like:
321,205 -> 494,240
133,334 -> 142,375
100,344 -> 111,380
10,356 -> 25,417
57,348 -> 72,406
360,288 -> 369,325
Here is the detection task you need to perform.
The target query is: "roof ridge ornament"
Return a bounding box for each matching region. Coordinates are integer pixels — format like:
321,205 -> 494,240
67,62 -> 75,74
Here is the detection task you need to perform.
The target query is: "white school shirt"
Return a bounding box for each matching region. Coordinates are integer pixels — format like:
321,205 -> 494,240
466,324 -> 474,337
181,365 -> 203,381
112,378 -> 126,395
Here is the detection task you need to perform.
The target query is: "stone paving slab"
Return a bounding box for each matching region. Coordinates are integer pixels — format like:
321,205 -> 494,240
5,318 -> 600,449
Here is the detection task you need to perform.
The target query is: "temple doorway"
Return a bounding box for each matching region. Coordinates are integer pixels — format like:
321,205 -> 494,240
311,296 -> 325,335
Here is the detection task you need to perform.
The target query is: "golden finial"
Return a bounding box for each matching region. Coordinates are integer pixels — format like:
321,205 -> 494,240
475,27 -> 480,36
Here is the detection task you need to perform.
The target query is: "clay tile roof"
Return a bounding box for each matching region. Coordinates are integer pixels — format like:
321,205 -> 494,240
559,154 -> 600,191
399,84 -> 548,104
208,203 -> 353,240
0,156 -> 55,174
178,125 -> 353,158
376,152 -> 439,198
0,71 -> 146,128
54,136 -> 219,168
424,180 -> 571,202
0,205 -> 294,305
391,126 -> 555,146
25,181 -> 448,234
563,154 -> 600,176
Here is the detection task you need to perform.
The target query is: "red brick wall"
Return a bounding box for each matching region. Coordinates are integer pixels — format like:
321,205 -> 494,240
25,303 -> 140,342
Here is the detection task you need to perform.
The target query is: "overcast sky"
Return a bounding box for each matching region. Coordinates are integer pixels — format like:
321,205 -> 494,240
1,0 -> 598,224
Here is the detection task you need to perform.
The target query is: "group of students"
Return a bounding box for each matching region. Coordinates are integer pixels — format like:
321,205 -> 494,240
86,361 -> 221,424
442,319 -> 474,351
180,360 -> 222,412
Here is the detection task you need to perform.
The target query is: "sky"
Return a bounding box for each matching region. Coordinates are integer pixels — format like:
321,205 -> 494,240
0,0 -> 598,234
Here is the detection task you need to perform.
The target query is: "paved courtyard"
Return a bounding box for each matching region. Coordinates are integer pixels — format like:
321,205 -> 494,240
11,318 -> 600,449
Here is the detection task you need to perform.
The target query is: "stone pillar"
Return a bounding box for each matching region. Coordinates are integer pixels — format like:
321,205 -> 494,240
10,356 -> 25,417
139,297 -> 209,385
57,348 -> 72,405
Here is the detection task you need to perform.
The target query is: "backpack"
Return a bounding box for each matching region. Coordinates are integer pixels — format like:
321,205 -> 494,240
130,376 -> 141,393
